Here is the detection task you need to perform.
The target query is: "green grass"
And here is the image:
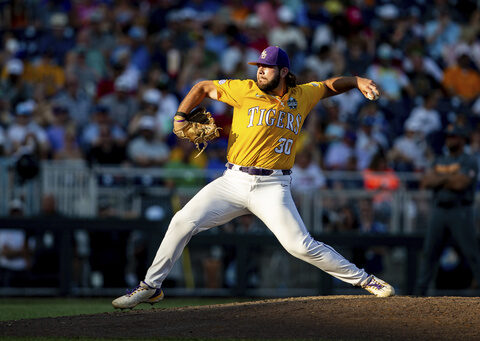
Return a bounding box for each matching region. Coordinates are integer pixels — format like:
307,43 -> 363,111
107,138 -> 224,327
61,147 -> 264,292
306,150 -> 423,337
0,297 -> 254,322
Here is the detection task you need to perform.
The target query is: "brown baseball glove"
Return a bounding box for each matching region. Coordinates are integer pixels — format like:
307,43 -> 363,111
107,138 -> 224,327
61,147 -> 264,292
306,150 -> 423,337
173,107 -> 221,156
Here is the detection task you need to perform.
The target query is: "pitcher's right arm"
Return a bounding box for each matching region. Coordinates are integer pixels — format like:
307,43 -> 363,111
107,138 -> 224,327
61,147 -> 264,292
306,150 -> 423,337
174,81 -> 218,130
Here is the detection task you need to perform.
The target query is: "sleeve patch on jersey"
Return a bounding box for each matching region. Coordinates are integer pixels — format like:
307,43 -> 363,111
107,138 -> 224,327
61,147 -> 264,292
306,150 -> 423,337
310,82 -> 319,87
287,97 -> 297,110
219,79 -> 227,85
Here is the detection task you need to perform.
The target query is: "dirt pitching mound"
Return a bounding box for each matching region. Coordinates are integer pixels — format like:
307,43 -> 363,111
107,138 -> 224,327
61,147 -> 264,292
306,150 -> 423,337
1,296 -> 480,340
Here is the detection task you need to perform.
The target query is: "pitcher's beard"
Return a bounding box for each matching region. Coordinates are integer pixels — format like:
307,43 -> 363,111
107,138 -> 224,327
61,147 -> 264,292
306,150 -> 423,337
258,73 -> 281,93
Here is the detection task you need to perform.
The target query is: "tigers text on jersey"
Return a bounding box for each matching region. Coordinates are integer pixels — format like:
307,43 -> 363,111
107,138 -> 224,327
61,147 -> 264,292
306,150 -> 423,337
213,79 -> 326,169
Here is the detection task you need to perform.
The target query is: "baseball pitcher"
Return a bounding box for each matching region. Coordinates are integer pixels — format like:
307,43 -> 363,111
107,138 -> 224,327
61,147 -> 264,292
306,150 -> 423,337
113,46 -> 394,309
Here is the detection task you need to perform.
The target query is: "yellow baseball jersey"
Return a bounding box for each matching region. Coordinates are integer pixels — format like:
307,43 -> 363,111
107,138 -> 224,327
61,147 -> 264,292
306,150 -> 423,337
213,79 -> 327,169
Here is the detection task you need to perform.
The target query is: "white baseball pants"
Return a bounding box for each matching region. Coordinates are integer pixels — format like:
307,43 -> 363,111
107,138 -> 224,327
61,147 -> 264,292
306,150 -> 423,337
144,168 -> 369,288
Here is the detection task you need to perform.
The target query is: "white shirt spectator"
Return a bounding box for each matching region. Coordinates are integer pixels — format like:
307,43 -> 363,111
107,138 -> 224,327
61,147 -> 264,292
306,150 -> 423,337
82,123 -> 126,147
220,44 -> 243,76
392,134 -> 428,170
304,54 -> 333,80
311,24 -> 346,53
291,163 -> 326,192
268,6 -> 307,51
325,141 -> 353,170
391,120 -> 429,170
268,26 -> 307,51
7,121 -> 48,150
355,128 -> 388,170
0,229 -> 28,271
405,105 -> 441,136
329,92 -> 365,122
127,138 -> 170,163
127,116 -> 170,166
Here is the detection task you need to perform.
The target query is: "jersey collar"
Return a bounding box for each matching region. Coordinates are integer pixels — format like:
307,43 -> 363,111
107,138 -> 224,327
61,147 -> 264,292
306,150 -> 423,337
255,83 -> 291,107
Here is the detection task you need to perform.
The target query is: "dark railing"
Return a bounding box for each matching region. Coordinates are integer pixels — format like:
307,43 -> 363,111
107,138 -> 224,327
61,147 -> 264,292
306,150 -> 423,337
0,217 -> 429,297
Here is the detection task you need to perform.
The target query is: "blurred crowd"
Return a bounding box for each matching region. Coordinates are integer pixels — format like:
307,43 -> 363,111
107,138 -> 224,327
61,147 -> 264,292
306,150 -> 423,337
3,0 -> 480,290
0,0 -> 479,183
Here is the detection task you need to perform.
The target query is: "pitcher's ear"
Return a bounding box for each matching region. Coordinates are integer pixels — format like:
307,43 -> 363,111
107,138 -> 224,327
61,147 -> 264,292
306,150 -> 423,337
280,67 -> 289,77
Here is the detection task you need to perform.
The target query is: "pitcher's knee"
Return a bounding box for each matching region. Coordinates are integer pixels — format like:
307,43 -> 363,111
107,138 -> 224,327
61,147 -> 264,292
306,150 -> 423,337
168,212 -> 196,235
285,241 -> 311,259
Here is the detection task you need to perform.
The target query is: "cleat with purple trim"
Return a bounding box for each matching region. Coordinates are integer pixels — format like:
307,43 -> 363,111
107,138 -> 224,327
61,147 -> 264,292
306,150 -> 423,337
112,281 -> 164,309
362,275 -> 395,297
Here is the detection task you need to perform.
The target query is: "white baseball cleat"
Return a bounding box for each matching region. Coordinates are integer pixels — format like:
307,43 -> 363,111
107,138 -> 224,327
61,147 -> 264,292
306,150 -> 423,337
112,281 -> 164,309
362,275 -> 395,297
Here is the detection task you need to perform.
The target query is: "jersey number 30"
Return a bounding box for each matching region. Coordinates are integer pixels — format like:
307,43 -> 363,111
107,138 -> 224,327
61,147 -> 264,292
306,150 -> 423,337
275,138 -> 293,155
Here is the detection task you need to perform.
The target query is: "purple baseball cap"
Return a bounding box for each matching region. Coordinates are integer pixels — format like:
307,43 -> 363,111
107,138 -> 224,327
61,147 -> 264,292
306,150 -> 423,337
248,46 -> 290,69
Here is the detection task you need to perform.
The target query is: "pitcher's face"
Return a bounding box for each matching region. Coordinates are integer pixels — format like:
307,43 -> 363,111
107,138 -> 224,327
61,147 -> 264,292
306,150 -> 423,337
256,65 -> 281,92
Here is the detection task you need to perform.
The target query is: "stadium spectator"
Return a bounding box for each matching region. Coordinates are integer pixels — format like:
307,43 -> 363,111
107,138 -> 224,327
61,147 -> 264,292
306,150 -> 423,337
355,116 -> 388,170
81,105 -> 126,149
87,124 -> 127,166
291,148 -> 326,192
344,39 -> 373,78
323,99 -> 346,144
0,199 -> 32,287
0,59 -> 33,108
87,9 -> 116,61
156,81 -> 179,138
164,139 -> 206,192
357,102 -> 390,142
53,74 -> 92,128
242,13 -> 269,54
366,44 -> 412,102
442,53 -> 480,104
403,49 -> 443,99
46,104 -> 73,155
127,116 -> 169,167
7,100 -> 49,158
305,45 -> 335,81
64,45 -> 100,97
366,43 -> 414,135
53,125 -> 83,161
404,92 -> 442,137
204,15 -> 230,58
268,5 -> 307,73
442,23 -> 480,70
176,37 -> 219,97
324,130 -> 355,171
388,119 -> 430,172
424,9 -> 460,62
37,12 -> 75,66
128,88 -> 162,137
24,51 -> 65,98
99,76 -> 139,129
127,25 -> 151,75
363,150 -> 400,226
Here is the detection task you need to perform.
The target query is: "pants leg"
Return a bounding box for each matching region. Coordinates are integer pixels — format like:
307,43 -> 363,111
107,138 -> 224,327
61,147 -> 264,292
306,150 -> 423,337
416,207 -> 448,294
145,172 -> 250,287
447,206 -> 480,285
248,175 -> 368,286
